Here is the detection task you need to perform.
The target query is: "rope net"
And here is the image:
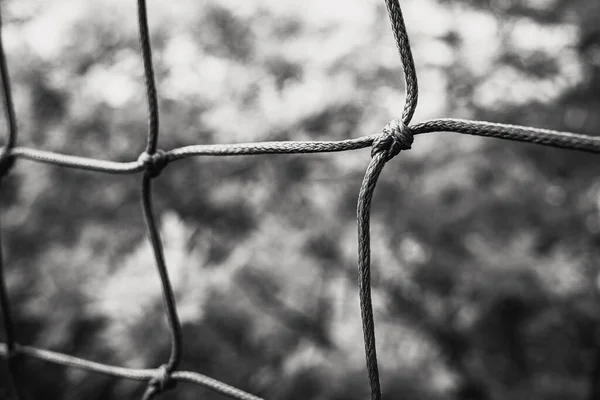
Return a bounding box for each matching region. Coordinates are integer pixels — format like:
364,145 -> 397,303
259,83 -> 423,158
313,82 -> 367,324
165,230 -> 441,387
0,1 -> 599,399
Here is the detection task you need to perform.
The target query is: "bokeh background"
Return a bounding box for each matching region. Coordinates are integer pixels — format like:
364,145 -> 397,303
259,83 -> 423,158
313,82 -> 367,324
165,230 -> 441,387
1,0 -> 600,399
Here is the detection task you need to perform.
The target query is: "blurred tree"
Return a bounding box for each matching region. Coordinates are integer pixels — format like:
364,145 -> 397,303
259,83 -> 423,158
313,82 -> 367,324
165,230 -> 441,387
0,0 -> 599,399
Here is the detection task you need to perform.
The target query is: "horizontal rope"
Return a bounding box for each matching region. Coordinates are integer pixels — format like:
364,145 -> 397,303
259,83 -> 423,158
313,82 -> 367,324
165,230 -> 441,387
10,147 -> 144,173
0,343 -> 263,400
0,118 -> 596,175
412,118 -> 600,152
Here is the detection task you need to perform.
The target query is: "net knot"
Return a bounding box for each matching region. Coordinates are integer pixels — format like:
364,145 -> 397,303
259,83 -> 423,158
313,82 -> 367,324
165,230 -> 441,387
371,119 -> 413,161
147,364 -> 177,394
0,149 -> 15,178
138,150 -> 168,178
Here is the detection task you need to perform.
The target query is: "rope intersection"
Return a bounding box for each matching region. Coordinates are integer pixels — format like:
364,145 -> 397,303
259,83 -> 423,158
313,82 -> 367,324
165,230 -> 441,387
0,1 -> 598,399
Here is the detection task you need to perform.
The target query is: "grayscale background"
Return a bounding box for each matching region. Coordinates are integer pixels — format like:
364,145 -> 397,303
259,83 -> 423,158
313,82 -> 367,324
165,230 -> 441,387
1,0 -> 600,399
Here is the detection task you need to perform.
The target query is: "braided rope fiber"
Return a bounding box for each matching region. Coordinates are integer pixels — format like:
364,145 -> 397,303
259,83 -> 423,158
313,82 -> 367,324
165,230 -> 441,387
0,1 -> 599,399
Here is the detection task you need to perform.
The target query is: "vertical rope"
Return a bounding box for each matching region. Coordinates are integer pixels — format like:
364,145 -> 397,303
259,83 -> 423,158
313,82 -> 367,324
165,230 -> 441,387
137,1 -> 182,398
357,152 -> 387,400
0,1 -> 20,399
356,2 -> 419,399
137,0 -> 160,155
383,0 -> 418,125
140,175 -> 183,373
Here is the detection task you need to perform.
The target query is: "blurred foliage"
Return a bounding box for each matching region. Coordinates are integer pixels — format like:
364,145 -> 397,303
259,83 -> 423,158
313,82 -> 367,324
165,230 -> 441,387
1,0 -> 600,399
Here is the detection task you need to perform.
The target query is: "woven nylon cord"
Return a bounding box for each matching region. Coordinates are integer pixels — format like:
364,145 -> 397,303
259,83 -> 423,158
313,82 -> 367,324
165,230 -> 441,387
136,2 -> 182,396
384,0 -> 418,124
0,0 -> 599,399
137,0 -> 160,155
357,2 -> 418,399
0,119 -> 596,176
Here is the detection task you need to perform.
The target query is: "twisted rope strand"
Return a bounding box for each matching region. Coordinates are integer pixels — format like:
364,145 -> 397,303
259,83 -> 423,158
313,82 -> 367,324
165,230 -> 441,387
10,147 -> 145,173
357,1 -> 420,398
137,0 -> 160,154
135,1 -> 184,398
0,119 -> 596,174
140,175 -> 183,373
357,125 -> 414,400
411,118 -> 600,152
357,151 -> 387,400
384,0 -> 418,125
